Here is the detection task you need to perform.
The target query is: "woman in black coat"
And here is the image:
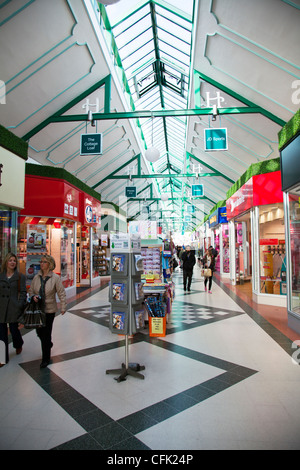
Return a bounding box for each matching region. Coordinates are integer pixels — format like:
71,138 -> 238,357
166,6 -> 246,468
202,248 -> 215,293
0,253 -> 27,366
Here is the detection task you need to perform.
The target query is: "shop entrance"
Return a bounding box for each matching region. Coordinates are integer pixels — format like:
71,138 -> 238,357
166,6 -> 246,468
234,212 -> 252,291
76,224 -> 91,287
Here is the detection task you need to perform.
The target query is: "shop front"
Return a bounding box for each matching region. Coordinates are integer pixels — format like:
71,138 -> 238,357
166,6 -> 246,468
77,194 -> 102,287
226,163 -> 286,306
19,164 -> 102,298
19,172 -> 79,298
208,205 -> 229,275
279,111 -> 300,333
0,125 -> 27,266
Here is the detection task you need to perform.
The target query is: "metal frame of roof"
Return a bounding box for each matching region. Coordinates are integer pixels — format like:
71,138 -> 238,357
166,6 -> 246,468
1,0 -> 298,234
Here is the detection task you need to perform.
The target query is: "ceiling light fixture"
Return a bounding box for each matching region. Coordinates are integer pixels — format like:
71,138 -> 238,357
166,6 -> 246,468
145,114 -> 160,163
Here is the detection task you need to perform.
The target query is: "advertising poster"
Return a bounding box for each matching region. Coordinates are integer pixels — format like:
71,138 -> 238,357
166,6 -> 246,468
27,225 -> 47,252
112,254 -> 126,272
112,312 -> 126,331
112,282 -> 126,301
26,254 -> 41,282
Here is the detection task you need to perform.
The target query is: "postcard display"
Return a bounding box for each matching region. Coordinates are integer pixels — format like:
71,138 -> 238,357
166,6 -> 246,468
106,233 -> 145,382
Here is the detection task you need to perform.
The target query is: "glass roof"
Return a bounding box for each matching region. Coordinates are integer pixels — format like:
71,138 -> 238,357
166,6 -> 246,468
102,0 -> 195,228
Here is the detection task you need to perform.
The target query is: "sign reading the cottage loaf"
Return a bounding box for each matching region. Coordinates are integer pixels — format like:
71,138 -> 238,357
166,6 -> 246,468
80,133 -> 102,155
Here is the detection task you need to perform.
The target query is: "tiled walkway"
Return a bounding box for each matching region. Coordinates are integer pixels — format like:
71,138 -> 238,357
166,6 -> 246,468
1,266 -> 300,450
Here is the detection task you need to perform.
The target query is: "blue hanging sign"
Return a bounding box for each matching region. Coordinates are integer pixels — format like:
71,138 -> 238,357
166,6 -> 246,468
192,184 -> 204,197
125,186 -> 137,197
204,128 -> 228,151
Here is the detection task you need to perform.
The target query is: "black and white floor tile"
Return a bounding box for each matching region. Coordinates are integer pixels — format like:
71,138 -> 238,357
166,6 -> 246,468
1,267 -> 300,450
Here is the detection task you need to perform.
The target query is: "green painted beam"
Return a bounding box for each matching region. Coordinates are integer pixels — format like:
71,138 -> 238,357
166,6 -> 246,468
194,70 -> 286,127
94,172 -> 223,180
91,154 -> 141,188
125,197 -> 209,201
187,152 -> 235,184
47,106 -> 264,123
22,75 -> 112,141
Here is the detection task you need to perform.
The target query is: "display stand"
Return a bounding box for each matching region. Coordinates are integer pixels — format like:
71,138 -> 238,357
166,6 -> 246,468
106,233 -> 145,382
141,239 -> 174,337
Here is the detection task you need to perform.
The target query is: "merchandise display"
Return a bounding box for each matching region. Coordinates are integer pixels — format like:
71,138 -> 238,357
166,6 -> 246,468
141,239 -> 175,337
107,233 -> 145,381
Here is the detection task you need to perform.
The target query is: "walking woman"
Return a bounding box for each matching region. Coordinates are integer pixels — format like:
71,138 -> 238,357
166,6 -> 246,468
202,248 -> 215,294
0,253 -> 27,366
29,254 -> 66,368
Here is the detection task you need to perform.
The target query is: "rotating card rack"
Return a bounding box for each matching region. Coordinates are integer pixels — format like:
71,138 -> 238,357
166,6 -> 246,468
106,233 -> 145,382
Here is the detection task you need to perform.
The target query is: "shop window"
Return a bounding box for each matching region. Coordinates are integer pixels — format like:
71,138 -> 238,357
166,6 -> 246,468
17,218 -> 75,288
60,222 -> 75,288
0,211 -> 18,267
288,193 -> 300,314
222,224 -> 230,273
258,203 -> 285,295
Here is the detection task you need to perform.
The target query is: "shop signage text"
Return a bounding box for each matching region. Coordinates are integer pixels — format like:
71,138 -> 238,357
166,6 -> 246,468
80,133 -> 102,156
204,128 -> 228,151
125,186 -> 137,197
192,184 -> 204,196
209,206 -> 227,228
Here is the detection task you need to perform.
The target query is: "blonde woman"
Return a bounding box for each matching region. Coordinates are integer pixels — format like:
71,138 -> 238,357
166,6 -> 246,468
0,253 -> 27,366
29,254 -> 66,368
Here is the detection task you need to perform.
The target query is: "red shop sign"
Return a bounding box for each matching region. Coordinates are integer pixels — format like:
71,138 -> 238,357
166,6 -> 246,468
22,175 -> 80,221
80,193 -> 101,227
253,171 -> 283,206
226,171 -> 283,220
226,178 -> 253,220
259,239 -> 279,245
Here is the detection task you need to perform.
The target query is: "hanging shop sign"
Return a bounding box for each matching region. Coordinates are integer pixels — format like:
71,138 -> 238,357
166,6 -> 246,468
204,128 -> 228,151
125,186 -> 137,197
187,205 -> 195,213
192,184 -> 204,197
80,133 -> 102,156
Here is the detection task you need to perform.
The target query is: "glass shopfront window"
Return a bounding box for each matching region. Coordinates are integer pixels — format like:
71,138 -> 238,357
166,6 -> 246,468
258,203 -> 285,295
92,227 -> 100,278
0,210 -> 18,267
214,228 -> 220,272
222,223 -> 230,273
60,222 -> 75,288
17,218 -> 75,288
288,193 -> 300,314
77,224 -> 90,284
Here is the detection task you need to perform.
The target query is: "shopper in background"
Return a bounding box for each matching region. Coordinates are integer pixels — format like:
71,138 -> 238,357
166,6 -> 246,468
29,254 -> 66,368
181,246 -> 196,292
202,247 -> 215,293
0,253 -> 27,366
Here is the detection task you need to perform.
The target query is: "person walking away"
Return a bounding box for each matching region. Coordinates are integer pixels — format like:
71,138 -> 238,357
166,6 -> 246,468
29,254 -> 66,368
202,248 -> 215,293
181,246 -> 196,292
0,253 -> 27,367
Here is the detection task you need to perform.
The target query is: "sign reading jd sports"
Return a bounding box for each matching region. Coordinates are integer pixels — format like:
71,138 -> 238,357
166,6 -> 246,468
204,128 -> 228,151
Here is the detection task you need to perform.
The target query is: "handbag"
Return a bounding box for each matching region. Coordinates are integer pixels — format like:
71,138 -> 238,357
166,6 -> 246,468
203,268 -> 212,277
21,298 -> 46,329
